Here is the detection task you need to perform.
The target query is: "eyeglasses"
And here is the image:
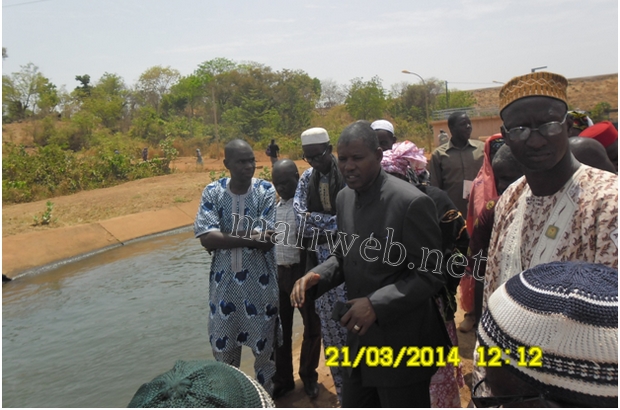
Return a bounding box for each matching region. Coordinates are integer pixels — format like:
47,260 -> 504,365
471,378 -> 557,408
501,113 -> 568,142
302,146 -> 329,163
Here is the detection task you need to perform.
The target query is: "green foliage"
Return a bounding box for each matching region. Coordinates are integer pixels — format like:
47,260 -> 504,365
74,74 -> 92,98
35,76 -> 59,115
33,201 -> 55,226
21,56 -> 611,209
135,66 -> 180,115
387,83 -> 429,123
345,76 -> 387,120
2,141 -> 176,204
81,73 -> 129,131
32,116 -> 57,146
196,57 -> 237,77
221,89 -> 281,140
208,170 -> 228,182
129,106 -> 165,143
434,90 -> 477,110
258,166 -> 272,181
159,135 -> 179,172
590,102 -> 612,123
272,69 -> 319,135
2,63 -> 56,122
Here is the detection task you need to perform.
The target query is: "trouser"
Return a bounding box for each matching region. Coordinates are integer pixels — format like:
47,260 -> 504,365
304,243 -> 349,403
213,344 -> 276,396
273,263 -> 321,387
341,367 -> 432,408
474,275 -> 484,324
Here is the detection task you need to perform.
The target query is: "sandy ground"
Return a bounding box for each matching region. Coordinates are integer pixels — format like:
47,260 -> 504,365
2,154 -> 310,237
2,151 -> 476,407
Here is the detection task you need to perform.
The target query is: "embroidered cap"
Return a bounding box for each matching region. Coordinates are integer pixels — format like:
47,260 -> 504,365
370,119 -> 395,135
478,261 -> 618,407
128,360 -> 275,407
499,72 -> 568,116
301,127 -> 330,146
579,121 -> 618,148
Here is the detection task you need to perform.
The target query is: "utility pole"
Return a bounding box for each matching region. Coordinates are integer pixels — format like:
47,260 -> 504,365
445,81 -> 449,109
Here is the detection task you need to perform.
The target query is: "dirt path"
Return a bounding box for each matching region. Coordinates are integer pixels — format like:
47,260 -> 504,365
2,155 -> 310,237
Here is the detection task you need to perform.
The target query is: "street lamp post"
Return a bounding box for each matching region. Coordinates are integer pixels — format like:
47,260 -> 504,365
401,70 -> 432,151
531,66 -> 548,73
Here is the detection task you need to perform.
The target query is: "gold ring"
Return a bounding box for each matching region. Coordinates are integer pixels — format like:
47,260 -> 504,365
353,324 -> 360,331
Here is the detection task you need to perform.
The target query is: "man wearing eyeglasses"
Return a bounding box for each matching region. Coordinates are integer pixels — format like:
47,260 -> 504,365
292,127 -> 348,402
472,73 -> 618,405
482,72 -> 618,305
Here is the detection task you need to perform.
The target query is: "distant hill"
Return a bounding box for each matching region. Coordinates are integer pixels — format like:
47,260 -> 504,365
470,73 -> 618,113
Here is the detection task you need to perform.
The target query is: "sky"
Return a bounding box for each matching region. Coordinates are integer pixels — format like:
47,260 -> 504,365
2,0 -> 618,95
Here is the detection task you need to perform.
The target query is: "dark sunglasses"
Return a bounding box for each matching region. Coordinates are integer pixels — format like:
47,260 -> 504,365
302,146 -> 329,163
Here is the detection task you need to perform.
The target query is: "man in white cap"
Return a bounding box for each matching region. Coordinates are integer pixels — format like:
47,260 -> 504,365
293,127 -> 348,402
370,119 -> 396,151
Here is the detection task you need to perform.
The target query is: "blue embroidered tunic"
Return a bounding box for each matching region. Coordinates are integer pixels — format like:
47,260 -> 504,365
194,178 -> 278,356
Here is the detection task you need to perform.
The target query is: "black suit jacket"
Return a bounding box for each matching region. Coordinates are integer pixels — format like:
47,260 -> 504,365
313,169 -> 451,387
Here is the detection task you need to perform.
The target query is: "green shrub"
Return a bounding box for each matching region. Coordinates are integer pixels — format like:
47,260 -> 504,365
2,140 -> 179,204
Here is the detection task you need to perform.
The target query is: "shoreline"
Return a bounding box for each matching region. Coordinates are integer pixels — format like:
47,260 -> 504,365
3,199 -> 201,280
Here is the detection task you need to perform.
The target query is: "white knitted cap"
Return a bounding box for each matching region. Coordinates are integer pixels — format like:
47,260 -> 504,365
478,261 -> 618,407
370,119 -> 394,135
301,127 -> 330,146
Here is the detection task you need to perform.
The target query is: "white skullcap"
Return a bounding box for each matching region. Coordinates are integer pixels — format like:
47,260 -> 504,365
370,119 -> 394,135
301,127 -> 330,146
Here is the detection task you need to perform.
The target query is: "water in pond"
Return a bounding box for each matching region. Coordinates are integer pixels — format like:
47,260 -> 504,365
3,230 -> 296,408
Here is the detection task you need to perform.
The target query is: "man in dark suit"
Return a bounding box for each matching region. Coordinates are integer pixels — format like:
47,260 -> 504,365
291,121 -> 450,407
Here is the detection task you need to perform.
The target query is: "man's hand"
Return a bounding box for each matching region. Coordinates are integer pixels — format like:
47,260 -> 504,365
340,297 -> 377,336
291,272 -> 320,308
250,231 -> 275,251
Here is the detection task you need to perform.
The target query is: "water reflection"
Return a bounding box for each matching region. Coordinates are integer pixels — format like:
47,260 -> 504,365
2,231 -> 263,408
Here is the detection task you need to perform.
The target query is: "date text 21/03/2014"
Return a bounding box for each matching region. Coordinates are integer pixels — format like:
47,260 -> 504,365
325,346 -> 543,368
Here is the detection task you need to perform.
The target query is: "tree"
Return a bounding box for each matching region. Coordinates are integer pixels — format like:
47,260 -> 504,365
195,57 -> 237,78
164,74 -> 207,120
388,82 -> 428,123
2,47 -> 7,60
221,88 -> 280,141
590,102 -> 612,123
2,63 -> 44,120
318,79 -> 346,109
272,69 -> 320,135
345,76 -> 386,120
81,73 -> 129,131
74,74 -> 92,98
34,76 -> 59,115
434,89 -> 477,110
135,66 -> 180,115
